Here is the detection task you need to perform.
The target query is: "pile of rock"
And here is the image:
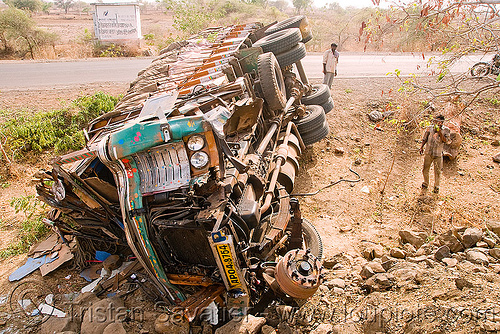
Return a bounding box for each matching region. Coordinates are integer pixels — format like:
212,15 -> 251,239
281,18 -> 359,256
353,220 -> 500,293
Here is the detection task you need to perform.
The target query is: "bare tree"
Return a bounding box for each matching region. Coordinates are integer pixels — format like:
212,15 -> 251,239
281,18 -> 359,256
55,0 -> 74,14
363,0 -> 500,119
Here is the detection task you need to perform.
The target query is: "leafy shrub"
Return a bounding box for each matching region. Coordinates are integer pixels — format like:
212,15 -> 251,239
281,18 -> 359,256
0,195 -> 49,258
98,43 -> 125,57
4,0 -> 43,12
0,92 -> 119,159
162,0 -> 225,35
0,7 -> 58,59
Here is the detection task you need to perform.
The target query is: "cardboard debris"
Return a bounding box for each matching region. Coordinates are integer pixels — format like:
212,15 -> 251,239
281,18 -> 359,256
28,233 -> 61,258
40,244 -> 73,277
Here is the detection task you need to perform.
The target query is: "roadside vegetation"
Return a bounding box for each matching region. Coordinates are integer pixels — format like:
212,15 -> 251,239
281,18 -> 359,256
0,195 -> 49,258
0,7 -> 57,59
0,92 -> 119,162
0,92 -> 119,258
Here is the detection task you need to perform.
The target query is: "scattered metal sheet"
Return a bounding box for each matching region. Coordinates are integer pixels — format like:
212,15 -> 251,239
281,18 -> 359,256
37,303 -> 66,318
95,251 -> 111,262
80,264 -> 103,282
9,256 -> 58,282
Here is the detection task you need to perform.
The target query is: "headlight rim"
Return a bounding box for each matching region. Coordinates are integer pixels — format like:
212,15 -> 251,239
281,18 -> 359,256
187,135 -> 205,151
190,151 -> 209,169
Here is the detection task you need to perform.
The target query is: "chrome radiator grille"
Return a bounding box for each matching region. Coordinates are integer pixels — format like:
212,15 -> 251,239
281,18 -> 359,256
133,142 -> 191,195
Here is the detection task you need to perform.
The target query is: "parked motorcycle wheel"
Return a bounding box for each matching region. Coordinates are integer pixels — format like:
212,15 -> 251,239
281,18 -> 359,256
254,28 -> 302,55
302,219 -> 323,260
470,62 -> 490,77
258,52 -> 287,111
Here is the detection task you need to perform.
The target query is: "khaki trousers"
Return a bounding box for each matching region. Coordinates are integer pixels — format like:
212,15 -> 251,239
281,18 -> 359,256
422,154 -> 443,189
323,72 -> 335,89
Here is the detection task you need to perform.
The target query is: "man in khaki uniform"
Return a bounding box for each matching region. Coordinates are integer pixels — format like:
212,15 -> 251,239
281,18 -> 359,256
419,114 -> 451,194
323,43 -> 339,89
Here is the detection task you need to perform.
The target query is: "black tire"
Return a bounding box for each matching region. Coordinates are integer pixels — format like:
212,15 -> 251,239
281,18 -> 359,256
302,218 -> 323,261
301,120 -> 329,146
301,84 -> 331,105
294,105 -> 325,133
253,28 -> 301,55
321,97 -> 334,114
302,31 -> 313,44
258,52 -> 287,111
470,62 -> 490,77
266,16 -> 306,35
275,42 -> 306,68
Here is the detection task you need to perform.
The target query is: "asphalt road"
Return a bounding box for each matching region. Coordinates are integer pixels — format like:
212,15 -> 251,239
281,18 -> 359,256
0,53 -> 489,90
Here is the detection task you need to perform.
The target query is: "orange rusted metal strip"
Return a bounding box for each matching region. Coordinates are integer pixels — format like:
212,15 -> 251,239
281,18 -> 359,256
166,274 -> 215,287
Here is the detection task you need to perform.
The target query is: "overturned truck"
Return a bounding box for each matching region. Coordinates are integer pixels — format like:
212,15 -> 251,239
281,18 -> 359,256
35,16 -> 334,321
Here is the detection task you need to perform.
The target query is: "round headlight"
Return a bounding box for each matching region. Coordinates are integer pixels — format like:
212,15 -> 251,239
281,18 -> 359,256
190,151 -> 209,169
187,135 -> 205,151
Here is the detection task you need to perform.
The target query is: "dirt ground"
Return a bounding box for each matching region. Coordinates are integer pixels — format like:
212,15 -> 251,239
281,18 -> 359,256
0,9 -> 499,334
0,73 -> 499,333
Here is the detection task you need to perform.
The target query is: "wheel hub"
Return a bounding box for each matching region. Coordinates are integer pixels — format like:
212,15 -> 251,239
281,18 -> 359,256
275,249 -> 323,299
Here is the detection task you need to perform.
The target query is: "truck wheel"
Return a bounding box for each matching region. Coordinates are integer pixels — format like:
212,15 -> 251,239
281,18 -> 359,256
302,219 -> 323,261
294,105 -> 325,133
321,97 -> 334,114
275,43 -> 306,68
266,16 -> 312,44
258,52 -> 287,111
470,62 -> 490,77
254,28 -> 302,55
302,31 -> 313,44
301,84 -> 331,105
301,120 -> 329,146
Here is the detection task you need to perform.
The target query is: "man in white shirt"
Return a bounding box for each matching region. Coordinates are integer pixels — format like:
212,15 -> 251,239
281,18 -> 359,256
323,43 -> 339,89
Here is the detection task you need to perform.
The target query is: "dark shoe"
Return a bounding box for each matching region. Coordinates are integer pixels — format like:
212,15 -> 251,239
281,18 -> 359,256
433,187 -> 439,194
421,183 -> 428,189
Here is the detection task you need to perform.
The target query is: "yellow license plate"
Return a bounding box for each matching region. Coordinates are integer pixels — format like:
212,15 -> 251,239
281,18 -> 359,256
216,243 -> 242,289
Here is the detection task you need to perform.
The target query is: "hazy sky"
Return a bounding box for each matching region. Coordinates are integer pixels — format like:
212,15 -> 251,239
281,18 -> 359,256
311,0 -> 389,8
313,0 -> 374,7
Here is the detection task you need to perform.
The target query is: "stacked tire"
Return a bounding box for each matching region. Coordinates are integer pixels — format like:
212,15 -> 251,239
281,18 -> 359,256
255,16 -> 331,146
294,105 -> 329,146
265,16 -> 313,44
301,84 -> 334,114
253,16 -> 312,69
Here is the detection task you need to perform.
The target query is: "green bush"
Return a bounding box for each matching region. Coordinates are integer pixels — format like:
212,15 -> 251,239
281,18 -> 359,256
0,195 -> 49,258
0,7 -> 58,58
0,92 -> 119,159
4,0 -> 43,12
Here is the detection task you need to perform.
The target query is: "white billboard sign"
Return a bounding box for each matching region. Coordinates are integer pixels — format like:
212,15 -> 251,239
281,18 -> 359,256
93,4 -> 141,41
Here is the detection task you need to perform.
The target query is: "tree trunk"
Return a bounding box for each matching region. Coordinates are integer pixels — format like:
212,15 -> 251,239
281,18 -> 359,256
25,37 -> 35,59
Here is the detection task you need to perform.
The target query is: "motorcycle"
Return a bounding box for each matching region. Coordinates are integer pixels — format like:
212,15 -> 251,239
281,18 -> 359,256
470,54 -> 500,77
